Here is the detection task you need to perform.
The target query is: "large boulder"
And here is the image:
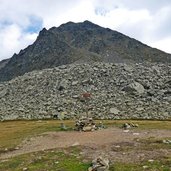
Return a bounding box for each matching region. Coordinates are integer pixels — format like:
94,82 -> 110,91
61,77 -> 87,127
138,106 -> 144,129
109,108 -> 120,115
123,81 -> 145,94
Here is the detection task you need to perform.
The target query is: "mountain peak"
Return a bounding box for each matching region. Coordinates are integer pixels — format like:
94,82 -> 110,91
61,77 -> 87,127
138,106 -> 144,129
82,20 -> 100,28
0,21 -> 171,82
56,20 -> 100,32
38,27 -> 48,37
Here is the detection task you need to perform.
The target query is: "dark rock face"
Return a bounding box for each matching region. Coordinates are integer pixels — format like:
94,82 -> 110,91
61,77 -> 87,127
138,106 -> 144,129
0,62 -> 170,120
0,21 -> 171,82
0,59 -> 9,70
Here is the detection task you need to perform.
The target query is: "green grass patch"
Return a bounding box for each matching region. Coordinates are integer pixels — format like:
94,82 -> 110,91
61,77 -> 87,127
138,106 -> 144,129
0,147 -> 90,171
136,137 -> 171,151
110,160 -> 171,171
0,149 -> 171,171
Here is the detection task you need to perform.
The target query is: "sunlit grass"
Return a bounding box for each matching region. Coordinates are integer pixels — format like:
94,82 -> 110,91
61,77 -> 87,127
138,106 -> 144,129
0,147 -> 171,171
0,119 -> 171,152
0,120 -> 74,151
102,119 -> 171,130
0,148 -> 90,171
0,119 -> 171,170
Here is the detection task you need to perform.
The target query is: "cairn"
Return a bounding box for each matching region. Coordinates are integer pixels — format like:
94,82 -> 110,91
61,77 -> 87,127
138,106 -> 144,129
88,156 -> 109,171
122,122 -> 139,129
75,117 -> 96,131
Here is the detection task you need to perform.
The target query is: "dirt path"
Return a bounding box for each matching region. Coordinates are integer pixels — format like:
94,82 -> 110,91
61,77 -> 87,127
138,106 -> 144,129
1,127 -> 171,163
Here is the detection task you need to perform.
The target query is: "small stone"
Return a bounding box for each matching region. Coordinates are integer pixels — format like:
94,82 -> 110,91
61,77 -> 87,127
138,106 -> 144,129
136,107 -> 144,111
15,147 -> 19,150
0,88 -> 7,98
134,124 -> 139,127
72,95 -> 79,99
123,130 -> 129,133
142,165 -> 149,169
162,139 -> 171,144
72,142 -> 80,146
83,126 -> 92,132
122,123 -> 131,129
133,133 -> 140,136
72,81 -> 79,86
23,168 -> 28,171
88,167 -> 93,171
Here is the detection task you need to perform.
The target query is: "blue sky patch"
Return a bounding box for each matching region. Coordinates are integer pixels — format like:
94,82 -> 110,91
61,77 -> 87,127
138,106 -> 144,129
25,15 -> 43,33
0,20 -> 13,29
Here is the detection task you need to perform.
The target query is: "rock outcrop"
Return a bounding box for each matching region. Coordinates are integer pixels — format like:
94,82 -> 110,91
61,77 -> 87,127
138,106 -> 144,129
0,62 -> 170,120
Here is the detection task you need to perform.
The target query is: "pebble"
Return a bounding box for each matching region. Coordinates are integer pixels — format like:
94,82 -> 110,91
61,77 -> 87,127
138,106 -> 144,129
123,130 -> 129,133
72,142 -> 80,146
148,159 -> 154,163
133,133 -> 140,135
143,165 -> 149,169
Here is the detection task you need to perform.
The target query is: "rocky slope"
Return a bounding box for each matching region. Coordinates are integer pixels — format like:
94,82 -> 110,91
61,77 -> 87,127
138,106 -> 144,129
0,62 -> 170,120
0,21 -> 171,82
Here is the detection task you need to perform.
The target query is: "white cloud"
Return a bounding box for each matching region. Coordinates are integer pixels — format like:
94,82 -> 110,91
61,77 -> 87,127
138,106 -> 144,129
0,24 -> 38,59
0,0 -> 171,60
151,37 -> 171,53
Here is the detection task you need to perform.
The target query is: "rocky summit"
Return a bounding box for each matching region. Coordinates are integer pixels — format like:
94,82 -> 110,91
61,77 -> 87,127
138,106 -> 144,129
0,20 -> 171,82
0,62 -> 170,121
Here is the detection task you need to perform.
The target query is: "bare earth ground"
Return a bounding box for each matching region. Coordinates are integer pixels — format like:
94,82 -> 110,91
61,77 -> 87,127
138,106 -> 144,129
1,127 -> 171,163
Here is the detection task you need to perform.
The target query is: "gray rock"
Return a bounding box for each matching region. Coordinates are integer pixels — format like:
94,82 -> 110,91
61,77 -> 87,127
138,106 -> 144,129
0,88 -> 7,98
72,81 -> 79,86
58,79 -> 68,90
124,81 -> 145,94
162,139 -> 171,144
109,108 -> 120,114
83,126 -> 93,132
89,156 -> 109,171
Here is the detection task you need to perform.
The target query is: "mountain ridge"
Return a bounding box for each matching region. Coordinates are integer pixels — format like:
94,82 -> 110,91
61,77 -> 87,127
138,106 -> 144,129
0,20 -> 171,82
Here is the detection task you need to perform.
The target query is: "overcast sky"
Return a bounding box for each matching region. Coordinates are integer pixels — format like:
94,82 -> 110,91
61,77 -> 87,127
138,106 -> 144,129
0,0 -> 171,61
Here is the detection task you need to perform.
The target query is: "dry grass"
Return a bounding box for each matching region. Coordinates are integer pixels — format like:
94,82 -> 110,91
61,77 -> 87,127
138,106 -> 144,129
102,119 -> 171,130
0,119 -> 171,152
0,120 -> 74,151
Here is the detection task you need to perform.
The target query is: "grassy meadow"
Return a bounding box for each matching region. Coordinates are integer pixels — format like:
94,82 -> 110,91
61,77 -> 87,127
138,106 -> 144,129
0,119 -> 171,171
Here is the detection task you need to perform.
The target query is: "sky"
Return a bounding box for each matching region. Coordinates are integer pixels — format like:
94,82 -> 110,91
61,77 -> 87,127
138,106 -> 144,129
0,0 -> 171,61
